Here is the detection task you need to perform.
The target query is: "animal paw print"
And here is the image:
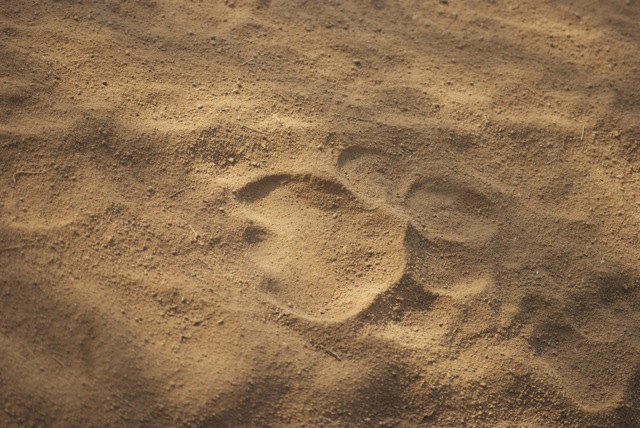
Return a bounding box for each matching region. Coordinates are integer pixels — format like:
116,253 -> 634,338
236,173 -> 407,321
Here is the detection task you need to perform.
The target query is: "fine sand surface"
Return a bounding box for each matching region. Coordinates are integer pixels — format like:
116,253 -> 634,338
2,0 -> 640,426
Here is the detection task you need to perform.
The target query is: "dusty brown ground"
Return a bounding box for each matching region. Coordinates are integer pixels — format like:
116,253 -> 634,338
2,0 -> 640,426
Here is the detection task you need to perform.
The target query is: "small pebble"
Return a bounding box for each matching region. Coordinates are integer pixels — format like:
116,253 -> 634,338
197,104 -> 204,109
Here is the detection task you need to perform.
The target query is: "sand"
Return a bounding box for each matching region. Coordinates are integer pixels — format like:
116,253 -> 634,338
2,0 -> 640,426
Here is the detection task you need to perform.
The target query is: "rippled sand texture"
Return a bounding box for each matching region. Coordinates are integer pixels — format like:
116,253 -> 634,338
2,0 -> 640,426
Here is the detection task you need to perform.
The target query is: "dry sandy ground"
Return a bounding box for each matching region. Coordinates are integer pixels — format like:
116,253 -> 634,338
2,0 -> 640,426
